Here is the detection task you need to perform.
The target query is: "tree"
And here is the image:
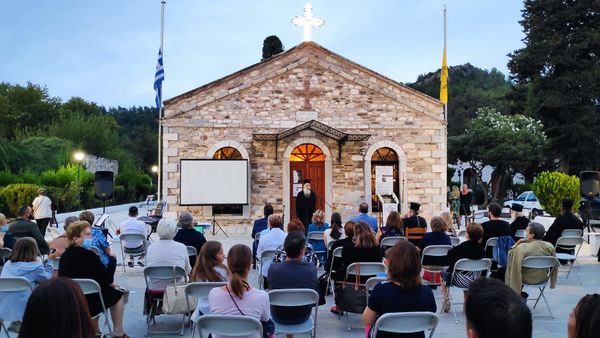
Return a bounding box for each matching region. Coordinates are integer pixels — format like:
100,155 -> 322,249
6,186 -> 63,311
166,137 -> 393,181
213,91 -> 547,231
449,107 -> 547,203
407,64 -> 511,136
261,35 -> 284,61
507,0 -> 600,174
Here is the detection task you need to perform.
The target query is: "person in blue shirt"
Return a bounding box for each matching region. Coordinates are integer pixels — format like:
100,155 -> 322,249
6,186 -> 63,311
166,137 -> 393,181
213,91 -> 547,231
307,209 -> 329,265
79,211 -> 117,276
251,204 -> 273,269
350,202 -> 378,232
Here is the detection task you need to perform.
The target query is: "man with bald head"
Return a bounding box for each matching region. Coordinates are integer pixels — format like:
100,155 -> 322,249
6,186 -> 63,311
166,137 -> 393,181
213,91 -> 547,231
351,202 -> 378,232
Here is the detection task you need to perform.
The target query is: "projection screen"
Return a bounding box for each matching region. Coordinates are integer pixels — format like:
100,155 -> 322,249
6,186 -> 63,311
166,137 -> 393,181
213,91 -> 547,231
180,159 -> 249,205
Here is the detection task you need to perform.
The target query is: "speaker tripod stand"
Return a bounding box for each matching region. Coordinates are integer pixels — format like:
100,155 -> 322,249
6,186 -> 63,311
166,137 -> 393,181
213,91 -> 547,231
210,214 -> 228,237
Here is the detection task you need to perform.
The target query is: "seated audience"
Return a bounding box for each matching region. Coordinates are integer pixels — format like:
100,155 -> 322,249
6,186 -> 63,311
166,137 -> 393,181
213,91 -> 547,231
145,218 -> 191,291
544,198 -> 584,247
403,202 -> 428,245
79,210 -> 116,274
49,216 -> 79,257
7,206 -> 49,255
0,238 -> 56,332
419,216 -> 451,267
256,214 -> 286,288
376,211 -> 404,244
273,220 -> 316,264
439,211 -> 457,236
252,204 -> 274,268
509,204 -> 529,241
568,293 -> 600,338
208,244 -> 271,338
18,278 -> 95,338
325,220 -> 355,276
307,209 -> 329,265
465,278 -> 532,338
505,222 -> 557,295
440,222 -> 485,313
363,241 -> 437,338
481,203 -> 510,257
268,231 -> 318,330
0,213 -> 15,250
190,241 -> 230,320
118,206 -> 149,267
323,212 -> 345,246
173,211 -> 206,267
351,202 -> 378,232
58,221 -> 128,338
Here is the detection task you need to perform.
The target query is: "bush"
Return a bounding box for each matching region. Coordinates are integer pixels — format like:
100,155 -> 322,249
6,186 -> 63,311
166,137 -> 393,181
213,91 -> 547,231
0,183 -> 39,217
531,171 -> 580,217
39,164 -> 93,188
47,182 -> 81,212
0,170 -> 23,187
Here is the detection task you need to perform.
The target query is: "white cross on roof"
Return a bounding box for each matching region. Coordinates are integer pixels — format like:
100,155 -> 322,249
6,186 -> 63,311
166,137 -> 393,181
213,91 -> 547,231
292,3 -> 325,42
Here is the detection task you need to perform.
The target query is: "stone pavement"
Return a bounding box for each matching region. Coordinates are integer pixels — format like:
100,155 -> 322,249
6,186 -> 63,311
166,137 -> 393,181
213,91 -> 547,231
32,208 -> 600,337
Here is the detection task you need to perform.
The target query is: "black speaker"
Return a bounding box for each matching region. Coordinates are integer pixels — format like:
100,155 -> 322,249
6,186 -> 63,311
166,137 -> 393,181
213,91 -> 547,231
579,171 -> 599,198
94,171 -> 114,200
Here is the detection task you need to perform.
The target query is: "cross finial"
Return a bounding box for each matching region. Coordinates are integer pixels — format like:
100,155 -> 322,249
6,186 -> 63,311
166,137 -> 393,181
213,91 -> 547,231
292,3 -> 324,42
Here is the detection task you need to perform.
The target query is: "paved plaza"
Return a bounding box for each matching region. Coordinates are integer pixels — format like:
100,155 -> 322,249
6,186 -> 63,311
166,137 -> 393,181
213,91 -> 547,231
11,205 -> 598,338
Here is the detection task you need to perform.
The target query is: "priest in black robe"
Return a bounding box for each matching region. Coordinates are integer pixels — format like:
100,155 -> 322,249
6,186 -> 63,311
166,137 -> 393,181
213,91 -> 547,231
296,179 -> 317,230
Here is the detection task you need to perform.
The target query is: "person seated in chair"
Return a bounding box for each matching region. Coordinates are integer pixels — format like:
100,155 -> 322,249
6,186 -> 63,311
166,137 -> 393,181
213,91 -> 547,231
173,211 -> 206,267
505,222 -> 557,296
119,206 -> 150,267
0,213 -> 16,251
481,203 -> 510,257
543,199 -> 584,248
403,202 -> 427,246
7,206 -> 49,255
350,202 -> 378,233
49,216 -> 79,258
79,211 -> 117,275
256,214 -> 286,289
509,204 -> 530,242
418,216 -> 451,266
251,204 -> 273,269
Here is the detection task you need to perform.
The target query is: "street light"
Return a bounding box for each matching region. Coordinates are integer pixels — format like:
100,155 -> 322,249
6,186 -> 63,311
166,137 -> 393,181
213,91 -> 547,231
150,165 -> 158,192
73,151 -> 86,204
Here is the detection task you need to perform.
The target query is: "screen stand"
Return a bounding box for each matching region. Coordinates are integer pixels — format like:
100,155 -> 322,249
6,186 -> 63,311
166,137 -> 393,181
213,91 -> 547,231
211,213 -> 228,237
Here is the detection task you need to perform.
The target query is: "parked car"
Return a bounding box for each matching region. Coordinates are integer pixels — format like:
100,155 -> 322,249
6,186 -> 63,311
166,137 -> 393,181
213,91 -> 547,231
504,191 -> 544,218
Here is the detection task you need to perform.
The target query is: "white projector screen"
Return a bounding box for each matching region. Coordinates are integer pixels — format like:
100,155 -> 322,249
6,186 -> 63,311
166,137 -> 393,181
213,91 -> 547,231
180,159 -> 248,205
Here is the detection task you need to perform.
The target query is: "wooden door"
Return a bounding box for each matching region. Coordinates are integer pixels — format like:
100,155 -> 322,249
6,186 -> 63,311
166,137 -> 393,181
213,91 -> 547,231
290,161 -> 325,222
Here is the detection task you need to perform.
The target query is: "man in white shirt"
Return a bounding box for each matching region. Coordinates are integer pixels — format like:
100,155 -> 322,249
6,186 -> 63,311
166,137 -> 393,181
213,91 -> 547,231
32,188 -> 53,236
256,214 -> 286,289
119,206 -> 149,267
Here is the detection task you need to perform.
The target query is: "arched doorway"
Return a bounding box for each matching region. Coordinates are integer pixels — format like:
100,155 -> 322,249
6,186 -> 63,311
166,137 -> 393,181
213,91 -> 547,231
370,147 -> 400,212
290,143 -> 325,224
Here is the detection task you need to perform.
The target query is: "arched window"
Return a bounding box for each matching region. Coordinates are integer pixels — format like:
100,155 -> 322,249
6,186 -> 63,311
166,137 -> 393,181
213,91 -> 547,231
212,147 -> 243,215
371,147 -> 399,212
290,143 -> 325,162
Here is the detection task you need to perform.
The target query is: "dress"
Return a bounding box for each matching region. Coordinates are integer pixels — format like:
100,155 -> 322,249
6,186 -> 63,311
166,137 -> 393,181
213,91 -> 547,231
58,246 -> 123,316
459,192 -> 472,216
0,260 -> 54,321
367,282 -> 437,338
295,190 -> 317,230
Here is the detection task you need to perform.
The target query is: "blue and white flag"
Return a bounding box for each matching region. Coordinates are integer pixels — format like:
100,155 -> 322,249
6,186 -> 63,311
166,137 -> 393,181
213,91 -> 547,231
154,48 -> 164,112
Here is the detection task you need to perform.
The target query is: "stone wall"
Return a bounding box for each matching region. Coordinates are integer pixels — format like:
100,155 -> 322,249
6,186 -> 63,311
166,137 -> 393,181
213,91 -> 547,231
161,42 -> 446,226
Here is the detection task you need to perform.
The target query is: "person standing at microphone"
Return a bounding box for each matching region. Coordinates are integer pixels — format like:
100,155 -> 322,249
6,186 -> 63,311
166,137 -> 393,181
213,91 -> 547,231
295,179 -> 317,232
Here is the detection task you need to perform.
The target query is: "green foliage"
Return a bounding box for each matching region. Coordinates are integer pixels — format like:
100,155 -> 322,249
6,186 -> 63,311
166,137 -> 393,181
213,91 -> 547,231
0,183 -> 39,217
508,0 -> 600,173
531,171 -> 580,217
0,170 -> 23,187
39,164 -> 93,188
407,64 -> 511,136
47,182 -> 81,212
17,137 -> 74,173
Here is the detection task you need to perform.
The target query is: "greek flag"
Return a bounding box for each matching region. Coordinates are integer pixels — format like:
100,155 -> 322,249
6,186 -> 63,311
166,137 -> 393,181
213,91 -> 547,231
154,48 -> 164,112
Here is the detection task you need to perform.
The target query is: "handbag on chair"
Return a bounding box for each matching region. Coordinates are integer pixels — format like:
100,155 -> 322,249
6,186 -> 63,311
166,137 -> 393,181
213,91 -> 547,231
162,267 -> 196,314
334,264 -> 367,313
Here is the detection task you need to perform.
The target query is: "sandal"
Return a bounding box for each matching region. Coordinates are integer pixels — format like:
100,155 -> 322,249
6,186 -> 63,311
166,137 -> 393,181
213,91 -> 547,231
112,333 -> 130,338
330,305 -> 343,315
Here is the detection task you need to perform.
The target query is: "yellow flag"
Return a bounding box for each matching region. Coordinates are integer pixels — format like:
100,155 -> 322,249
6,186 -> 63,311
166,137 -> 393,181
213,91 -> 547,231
440,47 -> 448,104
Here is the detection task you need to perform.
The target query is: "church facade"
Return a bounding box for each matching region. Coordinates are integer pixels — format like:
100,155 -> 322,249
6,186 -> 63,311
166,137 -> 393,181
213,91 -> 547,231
161,42 -> 446,226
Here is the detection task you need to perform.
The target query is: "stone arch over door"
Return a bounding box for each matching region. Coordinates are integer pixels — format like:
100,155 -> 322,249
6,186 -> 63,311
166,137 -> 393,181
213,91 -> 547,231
283,138 -> 332,226
364,141 -> 408,214
205,140 -> 251,218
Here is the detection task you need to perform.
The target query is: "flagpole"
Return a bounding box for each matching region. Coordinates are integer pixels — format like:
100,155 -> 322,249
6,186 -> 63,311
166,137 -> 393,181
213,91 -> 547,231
157,0 -> 165,202
443,4 -> 447,121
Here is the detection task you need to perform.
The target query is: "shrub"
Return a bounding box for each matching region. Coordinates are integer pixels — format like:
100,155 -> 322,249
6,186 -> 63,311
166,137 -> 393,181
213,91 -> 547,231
531,171 -> 580,217
0,183 -> 39,217
39,164 -> 93,188
47,183 -> 81,212
0,170 -> 23,187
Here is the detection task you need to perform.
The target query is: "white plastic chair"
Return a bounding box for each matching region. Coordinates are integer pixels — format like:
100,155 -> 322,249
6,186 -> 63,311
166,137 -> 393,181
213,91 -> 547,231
365,276 -> 387,302
185,282 -> 227,338
0,248 -> 11,265
143,266 -> 187,336
450,236 -> 460,246
555,236 -> 584,283
448,258 -> 492,323
73,278 -> 112,337
186,246 -> 197,261
342,262 -> 386,331
484,237 -> 498,254
561,229 -> 583,237
0,277 -> 32,337
457,230 -> 467,239
421,245 -> 452,286
196,315 -> 262,338
371,312 -> 439,338
268,289 -> 319,338
118,233 -> 147,273
257,249 -> 277,289
380,236 -> 406,249
307,231 -> 326,265
47,227 -> 61,239
514,229 -> 527,239
522,256 -> 559,318
326,246 -> 343,293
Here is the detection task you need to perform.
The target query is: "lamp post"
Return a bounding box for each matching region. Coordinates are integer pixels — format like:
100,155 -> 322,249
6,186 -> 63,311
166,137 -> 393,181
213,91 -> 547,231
151,165 -> 158,189
73,151 -> 86,204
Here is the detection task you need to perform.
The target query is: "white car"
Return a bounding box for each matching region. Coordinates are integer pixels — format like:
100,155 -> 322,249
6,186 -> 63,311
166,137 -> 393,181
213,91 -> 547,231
504,191 -> 544,218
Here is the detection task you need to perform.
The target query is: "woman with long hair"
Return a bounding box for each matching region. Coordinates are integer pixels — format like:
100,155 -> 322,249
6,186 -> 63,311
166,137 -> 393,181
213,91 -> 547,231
323,212 -> 345,246
190,241 -> 230,318
307,209 -> 329,265
18,278 -> 95,338
0,238 -> 56,332
363,241 -> 437,338
568,294 -> 600,338
376,211 -> 404,243
208,244 -> 271,338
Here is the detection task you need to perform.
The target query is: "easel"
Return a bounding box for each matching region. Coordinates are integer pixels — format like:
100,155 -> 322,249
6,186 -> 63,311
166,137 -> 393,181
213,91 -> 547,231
210,213 -> 228,237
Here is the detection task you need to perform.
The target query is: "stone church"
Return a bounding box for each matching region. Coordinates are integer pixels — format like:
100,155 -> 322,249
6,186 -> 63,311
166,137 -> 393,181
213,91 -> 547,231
161,42 -> 446,227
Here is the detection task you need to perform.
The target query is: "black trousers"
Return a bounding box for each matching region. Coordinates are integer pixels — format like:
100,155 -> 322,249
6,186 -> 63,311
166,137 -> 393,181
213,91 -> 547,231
35,218 -> 51,237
